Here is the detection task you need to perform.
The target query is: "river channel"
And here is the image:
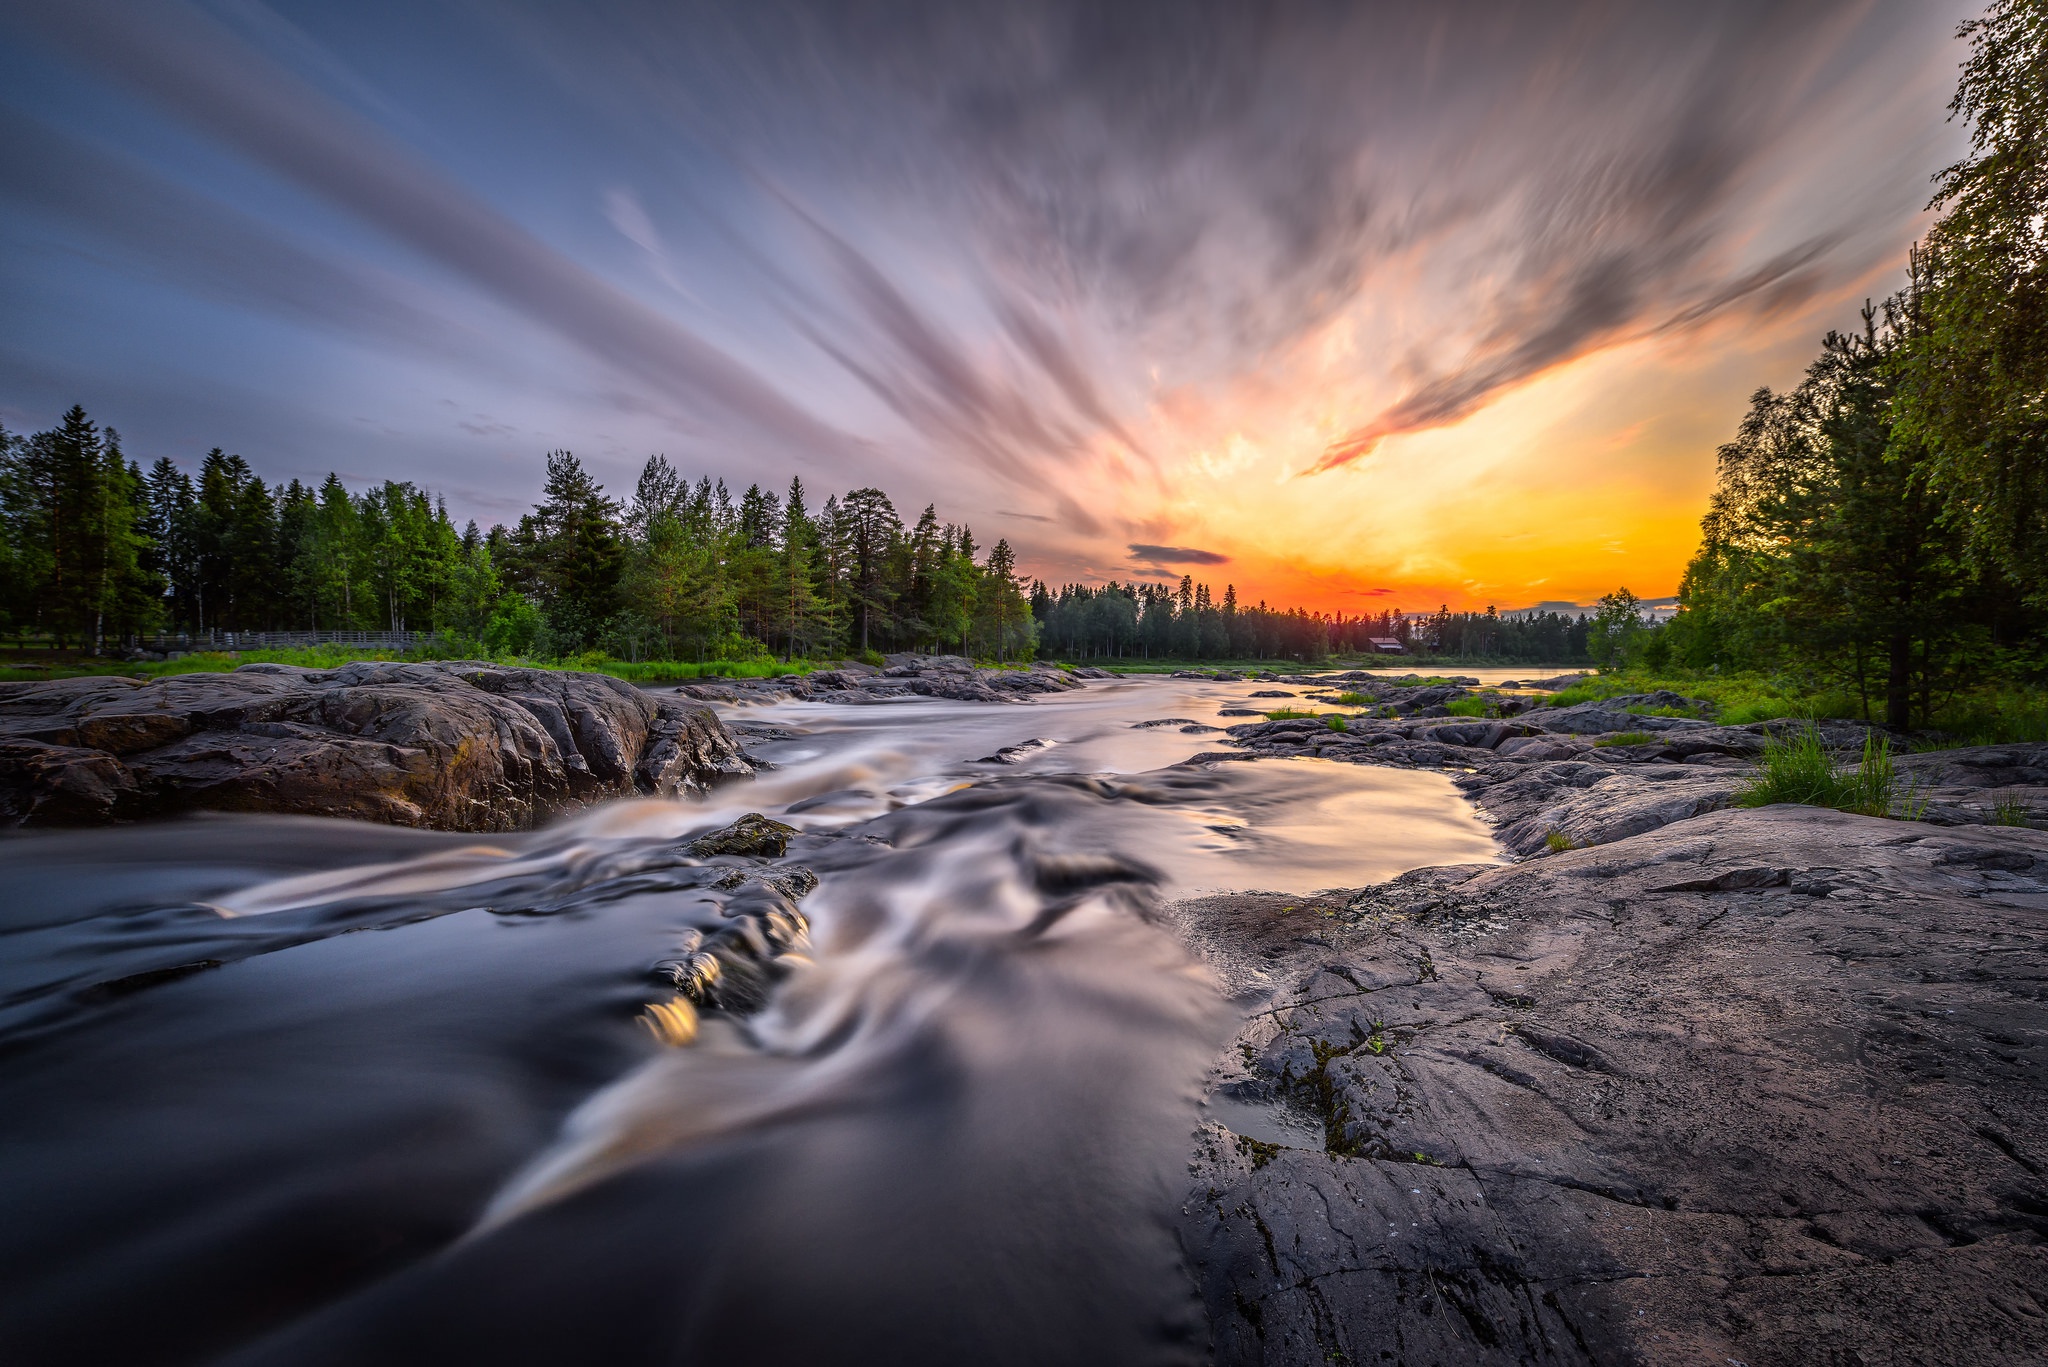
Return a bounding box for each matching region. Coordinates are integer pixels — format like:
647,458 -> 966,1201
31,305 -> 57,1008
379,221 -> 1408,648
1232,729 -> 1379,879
0,671 -> 1504,1365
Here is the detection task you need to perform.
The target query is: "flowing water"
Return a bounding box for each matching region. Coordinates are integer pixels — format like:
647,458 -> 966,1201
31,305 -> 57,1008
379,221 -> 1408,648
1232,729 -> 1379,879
0,674 -> 1502,1366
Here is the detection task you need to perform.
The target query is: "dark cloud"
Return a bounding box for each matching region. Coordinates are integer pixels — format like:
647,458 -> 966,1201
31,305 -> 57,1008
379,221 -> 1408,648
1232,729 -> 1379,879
14,0 -> 858,465
1128,543 -> 1229,565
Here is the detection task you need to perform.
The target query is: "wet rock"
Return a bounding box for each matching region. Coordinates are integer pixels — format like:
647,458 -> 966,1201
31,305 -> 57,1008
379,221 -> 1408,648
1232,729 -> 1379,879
688,812 -> 798,858
975,738 -> 1057,764
0,662 -> 752,831
1180,806 -> 2048,1367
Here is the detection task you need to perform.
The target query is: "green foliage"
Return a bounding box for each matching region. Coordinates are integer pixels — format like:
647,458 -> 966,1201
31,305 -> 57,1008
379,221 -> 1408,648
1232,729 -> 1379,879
1735,729 -> 1900,818
1325,715 -> 1348,732
1890,2 -> 2048,605
1264,707 -> 1317,720
1444,697 -> 1491,717
1328,691 -> 1370,706
1543,830 -> 1576,854
1593,731 -> 1657,747
1669,14 -> 2048,722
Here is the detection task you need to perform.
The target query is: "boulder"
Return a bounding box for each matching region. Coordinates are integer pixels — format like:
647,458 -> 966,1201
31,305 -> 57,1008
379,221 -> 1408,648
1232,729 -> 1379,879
0,662 -> 753,830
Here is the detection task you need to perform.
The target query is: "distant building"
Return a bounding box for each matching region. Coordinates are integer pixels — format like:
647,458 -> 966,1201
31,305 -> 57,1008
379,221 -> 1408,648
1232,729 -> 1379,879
1366,636 -> 1405,654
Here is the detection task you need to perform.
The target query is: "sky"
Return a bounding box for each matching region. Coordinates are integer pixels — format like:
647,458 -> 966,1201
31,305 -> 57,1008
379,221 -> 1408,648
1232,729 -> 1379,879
0,0 -> 1981,613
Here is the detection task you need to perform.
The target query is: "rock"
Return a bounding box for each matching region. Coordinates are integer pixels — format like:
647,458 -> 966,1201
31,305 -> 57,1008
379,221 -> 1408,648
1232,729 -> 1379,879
0,662 -> 753,831
1534,702 -> 1710,735
688,812 -> 798,858
1177,806 -> 2048,1366
1249,690 -> 1296,698
673,654 -> 1085,706
975,739 -> 1057,764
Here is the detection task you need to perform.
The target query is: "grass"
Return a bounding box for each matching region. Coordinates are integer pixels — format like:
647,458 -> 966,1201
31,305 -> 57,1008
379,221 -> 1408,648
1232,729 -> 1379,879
1544,830 -> 1578,853
1991,790 -> 2035,827
0,644 -> 831,685
1264,707 -> 1319,720
1326,716 -> 1348,733
1593,731 -> 1658,747
1444,696 -> 1492,717
1328,691 -> 1371,706
1544,667 -> 2048,745
1734,728 -> 1901,817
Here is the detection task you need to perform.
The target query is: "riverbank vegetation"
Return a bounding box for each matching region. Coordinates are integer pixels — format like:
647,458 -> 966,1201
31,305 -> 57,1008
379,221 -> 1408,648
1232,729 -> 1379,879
1641,3 -> 2048,732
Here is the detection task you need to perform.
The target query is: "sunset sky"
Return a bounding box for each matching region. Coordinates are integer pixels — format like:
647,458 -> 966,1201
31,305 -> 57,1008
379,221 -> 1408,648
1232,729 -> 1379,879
0,0 -> 1979,613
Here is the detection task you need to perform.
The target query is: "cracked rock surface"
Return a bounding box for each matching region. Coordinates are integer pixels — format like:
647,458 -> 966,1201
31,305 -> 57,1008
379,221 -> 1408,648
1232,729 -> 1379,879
0,662 -> 752,830
1174,805 -> 2048,1366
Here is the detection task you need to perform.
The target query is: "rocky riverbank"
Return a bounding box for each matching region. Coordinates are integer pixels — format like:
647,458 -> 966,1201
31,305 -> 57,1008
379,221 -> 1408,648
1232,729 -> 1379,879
1171,804 -> 2048,1366
0,661 -> 752,830
671,653 -> 1103,705
1215,681 -> 2048,844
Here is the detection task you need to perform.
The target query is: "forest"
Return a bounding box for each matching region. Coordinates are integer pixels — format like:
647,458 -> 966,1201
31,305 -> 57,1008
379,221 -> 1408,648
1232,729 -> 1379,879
0,416 -> 1616,667
1656,2 -> 2048,729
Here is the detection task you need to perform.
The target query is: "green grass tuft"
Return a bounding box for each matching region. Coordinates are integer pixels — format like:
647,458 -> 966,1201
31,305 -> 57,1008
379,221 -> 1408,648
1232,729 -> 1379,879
1991,790 -> 2034,827
1735,728 -> 1900,817
1593,731 -> 1658,747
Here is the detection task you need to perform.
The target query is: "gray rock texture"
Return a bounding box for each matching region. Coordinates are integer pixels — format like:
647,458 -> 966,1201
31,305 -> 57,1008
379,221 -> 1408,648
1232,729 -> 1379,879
672,654 -> 1085,705
1174,806 -> 2048,1366
0,661 -> 752,830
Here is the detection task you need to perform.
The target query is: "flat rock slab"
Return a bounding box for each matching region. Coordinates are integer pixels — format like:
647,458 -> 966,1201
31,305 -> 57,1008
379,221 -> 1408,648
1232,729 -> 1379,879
1176,805 -> 2048,1366
0,662 -> 753,830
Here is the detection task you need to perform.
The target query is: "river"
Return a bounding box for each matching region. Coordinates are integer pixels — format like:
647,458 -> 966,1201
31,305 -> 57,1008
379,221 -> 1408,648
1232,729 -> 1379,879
0,672 -> 1504,1366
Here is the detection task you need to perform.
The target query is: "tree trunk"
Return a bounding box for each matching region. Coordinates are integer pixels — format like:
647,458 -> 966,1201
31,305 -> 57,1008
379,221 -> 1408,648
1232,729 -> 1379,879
1885,631 -> 1912,730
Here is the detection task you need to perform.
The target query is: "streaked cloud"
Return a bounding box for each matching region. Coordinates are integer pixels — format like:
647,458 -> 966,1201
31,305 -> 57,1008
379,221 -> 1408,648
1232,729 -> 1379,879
0,0 -> 1977,609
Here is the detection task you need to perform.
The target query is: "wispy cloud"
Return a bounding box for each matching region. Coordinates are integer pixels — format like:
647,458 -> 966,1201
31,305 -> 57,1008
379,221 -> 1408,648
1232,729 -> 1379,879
1128,543 -> 1229,565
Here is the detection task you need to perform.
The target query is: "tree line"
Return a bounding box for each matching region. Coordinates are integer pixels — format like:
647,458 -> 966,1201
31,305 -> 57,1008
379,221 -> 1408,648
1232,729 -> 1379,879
1664,0 -> 2048,728
0,424 -> 1049,663
1029,581 -> 1602,664
0,409 -> 1628,665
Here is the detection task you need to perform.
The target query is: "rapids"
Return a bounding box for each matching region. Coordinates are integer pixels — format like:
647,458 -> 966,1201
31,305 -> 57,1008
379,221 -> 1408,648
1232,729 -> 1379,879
0,673 -> 1501,1366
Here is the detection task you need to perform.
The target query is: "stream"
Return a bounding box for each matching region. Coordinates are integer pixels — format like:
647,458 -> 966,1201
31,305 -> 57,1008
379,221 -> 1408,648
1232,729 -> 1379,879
0,672 -> 1504,1366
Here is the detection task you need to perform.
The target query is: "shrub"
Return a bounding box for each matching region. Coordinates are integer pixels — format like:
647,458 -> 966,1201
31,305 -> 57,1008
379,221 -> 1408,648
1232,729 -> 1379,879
1735,728 -> 1899,817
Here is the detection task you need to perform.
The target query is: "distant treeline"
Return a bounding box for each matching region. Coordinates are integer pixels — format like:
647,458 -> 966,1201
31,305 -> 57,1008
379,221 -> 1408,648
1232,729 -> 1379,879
1659,3 -> 2048,728
1031,582 -> 1603,663
0,411 -> 1623,665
